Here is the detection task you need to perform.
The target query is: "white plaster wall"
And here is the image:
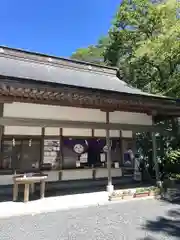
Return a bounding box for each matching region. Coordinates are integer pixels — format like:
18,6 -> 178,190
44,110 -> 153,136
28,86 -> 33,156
94,130 -> 120,138
63,128 -> 92,137
95,168 -> 122,178
94,129 -> 106,137
45,128 -> 59,136
4,126 -> 41,135
109,111 -> 152,125
95,169 -> 108,178
4,103 -> 106,122
62,169 -> 93,180
110,130 -> 120,137
0,169 -> 122,185
121,131 -> 133,138
111,168 -> 122,177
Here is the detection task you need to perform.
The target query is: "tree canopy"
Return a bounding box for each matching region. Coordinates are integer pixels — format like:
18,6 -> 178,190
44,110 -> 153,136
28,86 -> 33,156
71,0 -> 180,96
71,37 -> 109,65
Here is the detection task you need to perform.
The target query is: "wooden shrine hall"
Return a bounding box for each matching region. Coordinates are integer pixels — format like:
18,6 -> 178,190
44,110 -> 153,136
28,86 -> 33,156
0,46 -> 179,193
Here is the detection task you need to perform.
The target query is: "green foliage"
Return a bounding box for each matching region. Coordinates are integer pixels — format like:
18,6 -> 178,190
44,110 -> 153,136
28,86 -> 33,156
135,187 -> 149,194
104,0 -> 180,96
71,36 -> 109,65
164,149 -> 180,174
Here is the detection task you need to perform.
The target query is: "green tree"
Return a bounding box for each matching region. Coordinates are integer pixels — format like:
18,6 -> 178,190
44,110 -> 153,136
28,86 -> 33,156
105,0 -> 180,96
71,36 -> 109,65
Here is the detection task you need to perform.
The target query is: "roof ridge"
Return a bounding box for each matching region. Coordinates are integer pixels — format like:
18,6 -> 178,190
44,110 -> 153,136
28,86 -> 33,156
0,53 -> 113,78
0,46 -> 117,76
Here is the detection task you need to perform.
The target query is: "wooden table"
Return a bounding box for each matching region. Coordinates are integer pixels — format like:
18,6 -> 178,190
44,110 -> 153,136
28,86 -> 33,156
13,174 -> 48,202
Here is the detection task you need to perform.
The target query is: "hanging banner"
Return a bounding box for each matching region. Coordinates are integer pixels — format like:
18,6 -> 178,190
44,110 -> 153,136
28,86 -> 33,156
63,138 -> 89,168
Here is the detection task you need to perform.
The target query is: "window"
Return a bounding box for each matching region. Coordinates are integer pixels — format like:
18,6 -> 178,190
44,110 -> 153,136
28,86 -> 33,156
20,140 -> 41,171
122,139 -> 134,167
1,138 -> 41,171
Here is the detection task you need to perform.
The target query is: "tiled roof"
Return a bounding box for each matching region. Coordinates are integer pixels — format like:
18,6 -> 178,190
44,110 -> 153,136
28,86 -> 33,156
0,46 -> 167,99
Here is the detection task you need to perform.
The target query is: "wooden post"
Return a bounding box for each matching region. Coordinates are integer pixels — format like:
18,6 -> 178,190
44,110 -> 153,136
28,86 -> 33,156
106,112 -> 114,194
59,128 -> 63,169
152,131 -> 160,182
152,117 -> 160,185
40,127 -> 45,168
91,129 -> 94,137
13,182 -> 18,201
119,130 -> 124,166
40,180 -> 45,199
0,103 -> 4,169
132,131 -> 136,169
24,184 -> 30,202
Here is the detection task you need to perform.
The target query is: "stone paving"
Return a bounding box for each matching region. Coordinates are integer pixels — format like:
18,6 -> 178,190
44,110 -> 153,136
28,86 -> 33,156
0,199 -> 180,240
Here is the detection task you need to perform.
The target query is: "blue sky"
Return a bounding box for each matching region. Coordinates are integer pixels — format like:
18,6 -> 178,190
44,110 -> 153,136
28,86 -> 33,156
0,0 -> 120,57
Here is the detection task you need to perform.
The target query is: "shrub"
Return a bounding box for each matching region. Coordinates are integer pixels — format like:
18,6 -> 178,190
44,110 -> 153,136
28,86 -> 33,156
164,149 -> 180,176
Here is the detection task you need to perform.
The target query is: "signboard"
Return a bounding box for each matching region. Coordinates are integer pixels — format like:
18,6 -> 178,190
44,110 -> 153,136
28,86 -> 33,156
43,140 -> 60,166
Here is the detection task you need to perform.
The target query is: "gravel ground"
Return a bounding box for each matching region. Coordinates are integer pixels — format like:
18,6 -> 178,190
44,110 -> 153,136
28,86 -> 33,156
0,199 -> 180,240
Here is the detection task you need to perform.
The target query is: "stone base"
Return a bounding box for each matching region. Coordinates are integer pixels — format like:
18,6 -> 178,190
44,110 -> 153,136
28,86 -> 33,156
106,184 -> 114,194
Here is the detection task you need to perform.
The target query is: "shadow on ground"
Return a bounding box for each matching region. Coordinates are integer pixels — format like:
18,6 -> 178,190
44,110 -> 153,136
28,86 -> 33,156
141,207 -> 180,239
138,184 -> 180,240
139,184 -> 180,240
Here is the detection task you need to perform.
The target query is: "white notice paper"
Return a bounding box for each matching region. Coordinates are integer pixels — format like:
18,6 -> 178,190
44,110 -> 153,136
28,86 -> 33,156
76,161 -> 81,167
114,162 -> 119,168
80,153 -> 88,163
100,153 -> 106,162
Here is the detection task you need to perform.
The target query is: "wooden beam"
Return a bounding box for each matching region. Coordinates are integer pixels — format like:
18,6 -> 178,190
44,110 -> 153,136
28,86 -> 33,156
0,92 -> 175,116
0,81 -> 179,110
0,116 -> 170,135
0,94 -> 151,114
1,82 -> 180,116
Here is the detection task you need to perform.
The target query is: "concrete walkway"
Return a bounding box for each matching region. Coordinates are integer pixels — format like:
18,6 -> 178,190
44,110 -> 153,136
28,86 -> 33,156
0,191 -> 155,219
1,199 -> 178,240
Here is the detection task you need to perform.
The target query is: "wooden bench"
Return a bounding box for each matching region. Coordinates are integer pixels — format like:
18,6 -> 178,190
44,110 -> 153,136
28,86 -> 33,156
13,173 -> 48,202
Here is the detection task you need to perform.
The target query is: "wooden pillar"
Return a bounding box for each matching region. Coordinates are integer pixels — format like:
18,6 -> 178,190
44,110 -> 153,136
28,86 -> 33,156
40,127 -> 45,167
91,129 -> 96,179
132,131 -> 136,169
0,126 -> 4,169
152,120 -> 160,185
0,103 -> 4,169
106,111 -> 114,193
59,128 -> 63,169
119,130 -> 124,166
